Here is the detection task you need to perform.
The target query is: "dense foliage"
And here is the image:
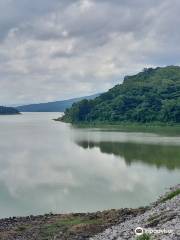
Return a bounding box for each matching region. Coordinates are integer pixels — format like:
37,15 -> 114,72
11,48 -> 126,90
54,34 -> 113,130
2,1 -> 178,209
0,106 -> 20,115
61,66 -> 180,124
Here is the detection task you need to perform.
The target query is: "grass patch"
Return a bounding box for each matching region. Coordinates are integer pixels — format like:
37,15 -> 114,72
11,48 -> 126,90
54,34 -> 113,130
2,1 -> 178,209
16,225 -> 30,232
59,217 -> 102,225
160,189 -> 180,203
39,217 -> 102,239
136,233 -> 151,240
40,223 -> 63,239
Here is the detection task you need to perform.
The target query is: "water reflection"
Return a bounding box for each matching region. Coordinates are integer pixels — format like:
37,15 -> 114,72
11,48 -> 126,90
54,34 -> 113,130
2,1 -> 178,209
76,141 -> 180,170
0,113 -> 179,218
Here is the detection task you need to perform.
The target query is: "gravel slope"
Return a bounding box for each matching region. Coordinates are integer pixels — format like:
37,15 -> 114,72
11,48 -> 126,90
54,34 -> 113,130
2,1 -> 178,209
90,185 -> 180,240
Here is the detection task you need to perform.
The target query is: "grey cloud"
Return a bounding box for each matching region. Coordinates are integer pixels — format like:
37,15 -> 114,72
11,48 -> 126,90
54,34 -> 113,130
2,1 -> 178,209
0,0 -> 68,41
0,0 -> 180,105
51,51 -> 76,59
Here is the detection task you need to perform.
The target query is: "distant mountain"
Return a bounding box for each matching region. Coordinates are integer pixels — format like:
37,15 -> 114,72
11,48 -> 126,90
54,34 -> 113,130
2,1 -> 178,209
17,93 -> 100,112
61,66 -> 180,124
0,106 -> 20,115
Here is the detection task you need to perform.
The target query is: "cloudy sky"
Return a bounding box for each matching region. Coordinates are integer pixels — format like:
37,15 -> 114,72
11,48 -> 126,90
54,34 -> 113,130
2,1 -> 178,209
0,0 -> 180,105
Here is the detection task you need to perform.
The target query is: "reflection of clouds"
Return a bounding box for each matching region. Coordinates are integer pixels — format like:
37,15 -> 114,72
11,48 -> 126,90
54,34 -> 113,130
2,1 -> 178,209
72,129 -> 180,145
0,129 -> 178,196
0,113 -> 179,216
75,148 -> 139,192
0,131 -> 153,196
0,147 -> 79,198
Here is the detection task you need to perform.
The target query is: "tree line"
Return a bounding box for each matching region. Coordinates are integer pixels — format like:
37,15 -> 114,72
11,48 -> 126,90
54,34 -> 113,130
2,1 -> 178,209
61,66 -> 180,124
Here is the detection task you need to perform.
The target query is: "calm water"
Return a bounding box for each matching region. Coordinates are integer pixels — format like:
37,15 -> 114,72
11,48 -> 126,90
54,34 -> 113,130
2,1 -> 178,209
0,113 -> 179,218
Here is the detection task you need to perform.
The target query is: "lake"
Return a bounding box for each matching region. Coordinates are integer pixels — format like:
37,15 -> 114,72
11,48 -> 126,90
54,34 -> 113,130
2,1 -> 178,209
0,112 -> 179,218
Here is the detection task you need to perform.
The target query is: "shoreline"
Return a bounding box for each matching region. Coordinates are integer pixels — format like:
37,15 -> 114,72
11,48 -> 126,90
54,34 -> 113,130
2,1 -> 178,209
0,208 -> 147,240
0,185 -> 179,240
54,119 -> 180,136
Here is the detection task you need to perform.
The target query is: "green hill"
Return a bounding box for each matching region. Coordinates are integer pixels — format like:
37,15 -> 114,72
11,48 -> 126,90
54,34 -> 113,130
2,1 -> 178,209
17,93 -> 100,112
0,106 -> 20,115
61,66 -> 180,124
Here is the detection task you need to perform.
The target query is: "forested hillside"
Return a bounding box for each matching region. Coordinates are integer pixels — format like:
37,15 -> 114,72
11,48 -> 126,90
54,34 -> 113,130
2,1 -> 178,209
0,106 -> 20,115
61,66 -> 180,124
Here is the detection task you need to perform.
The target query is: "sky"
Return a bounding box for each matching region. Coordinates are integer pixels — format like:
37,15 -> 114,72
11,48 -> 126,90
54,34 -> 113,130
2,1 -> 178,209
0,0 -> 180,105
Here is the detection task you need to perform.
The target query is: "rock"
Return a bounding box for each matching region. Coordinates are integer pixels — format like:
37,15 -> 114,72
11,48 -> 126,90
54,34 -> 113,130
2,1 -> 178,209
90,185 -> 180,240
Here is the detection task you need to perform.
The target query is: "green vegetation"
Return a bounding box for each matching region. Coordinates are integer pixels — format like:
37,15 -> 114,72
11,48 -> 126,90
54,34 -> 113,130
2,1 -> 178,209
16,225 -> 30,232
0,106 -> 20,115
61,66 -> 180,124
58,217 -> 102,225
39,217 -> 102,239
160,188 -> 180,202
136,233 -> 151,240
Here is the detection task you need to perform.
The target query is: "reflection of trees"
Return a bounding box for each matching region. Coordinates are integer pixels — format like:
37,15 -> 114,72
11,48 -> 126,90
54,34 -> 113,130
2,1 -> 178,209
76,141 -> 180,170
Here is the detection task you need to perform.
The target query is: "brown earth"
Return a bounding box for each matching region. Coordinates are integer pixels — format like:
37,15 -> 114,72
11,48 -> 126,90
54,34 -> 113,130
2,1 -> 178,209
0,208 -> 146,240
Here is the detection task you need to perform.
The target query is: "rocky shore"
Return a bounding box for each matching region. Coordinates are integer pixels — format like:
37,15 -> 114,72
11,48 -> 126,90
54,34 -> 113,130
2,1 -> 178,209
0,209 -> 146,240
0,185 -> 179,240
91,185 -> 180,240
